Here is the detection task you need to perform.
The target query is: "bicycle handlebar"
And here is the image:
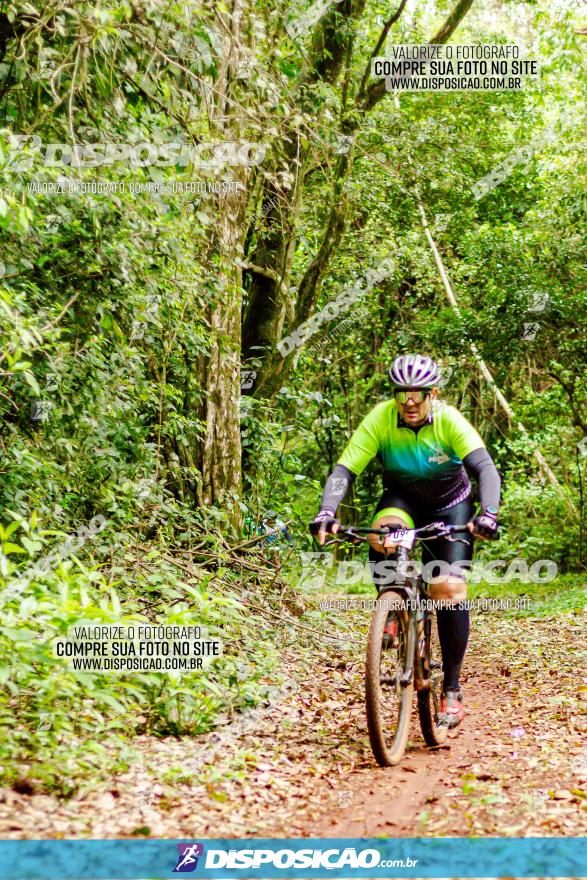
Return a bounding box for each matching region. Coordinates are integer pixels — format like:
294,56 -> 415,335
320,521 -> 470,546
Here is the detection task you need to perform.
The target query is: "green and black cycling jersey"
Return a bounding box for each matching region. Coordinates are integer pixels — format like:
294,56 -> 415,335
320,399 -> 500,517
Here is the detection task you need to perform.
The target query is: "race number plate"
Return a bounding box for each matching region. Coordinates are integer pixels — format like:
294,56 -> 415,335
383,527 -> 416,550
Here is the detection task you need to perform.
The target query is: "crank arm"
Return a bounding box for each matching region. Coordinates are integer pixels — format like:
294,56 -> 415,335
420,669 -> 443,689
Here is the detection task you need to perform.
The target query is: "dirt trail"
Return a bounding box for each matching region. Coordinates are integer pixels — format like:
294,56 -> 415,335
0,610 -> 586,839
311,656 -> 487,838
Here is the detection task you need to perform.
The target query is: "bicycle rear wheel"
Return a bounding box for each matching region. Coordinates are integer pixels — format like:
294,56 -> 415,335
365,590 -> 413,766
417,615 -> 449,746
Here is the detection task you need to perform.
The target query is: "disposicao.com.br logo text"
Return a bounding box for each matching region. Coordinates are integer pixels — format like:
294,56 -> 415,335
195,846 -> 418,870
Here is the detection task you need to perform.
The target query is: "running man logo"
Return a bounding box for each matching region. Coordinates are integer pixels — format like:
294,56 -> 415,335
522,322 -> 540,341
329,477 -> 347,496
527,291 -> 549,313
31,400 -> 53,422
335,134 -> 353,154
173,843 -> 204,873
437,365 -> 454,387
240,370 -> 257,390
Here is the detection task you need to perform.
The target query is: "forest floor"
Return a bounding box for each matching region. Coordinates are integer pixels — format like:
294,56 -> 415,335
1,599 -> 586,840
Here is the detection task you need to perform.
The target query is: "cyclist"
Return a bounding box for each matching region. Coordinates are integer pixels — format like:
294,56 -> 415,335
310,354 -> 500,729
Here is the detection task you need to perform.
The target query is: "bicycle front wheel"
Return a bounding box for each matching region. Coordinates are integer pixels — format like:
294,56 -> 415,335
365,590 -> 413,766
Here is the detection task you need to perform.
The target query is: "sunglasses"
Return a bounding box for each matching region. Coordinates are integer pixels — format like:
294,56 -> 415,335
393,389 -> 433,404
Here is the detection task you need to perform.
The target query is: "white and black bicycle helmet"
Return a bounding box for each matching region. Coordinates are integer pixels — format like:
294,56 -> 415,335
388,354 -> 440,388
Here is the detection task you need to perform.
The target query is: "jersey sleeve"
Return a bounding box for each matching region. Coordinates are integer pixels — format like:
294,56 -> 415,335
337,406 -> 382,476
445,406 -> 485,461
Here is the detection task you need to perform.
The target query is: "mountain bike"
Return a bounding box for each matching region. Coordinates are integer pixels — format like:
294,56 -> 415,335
323,522 -> 470,767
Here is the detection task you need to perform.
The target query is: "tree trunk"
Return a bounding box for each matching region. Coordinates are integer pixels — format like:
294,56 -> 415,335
200,183 -> 248,522
197,0 -> 250,526
241,0 -> 477,400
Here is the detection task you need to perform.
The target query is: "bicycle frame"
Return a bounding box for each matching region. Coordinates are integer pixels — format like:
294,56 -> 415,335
375,554 -> 426,691
315,520 -> 470,765
321,521 -> 470,692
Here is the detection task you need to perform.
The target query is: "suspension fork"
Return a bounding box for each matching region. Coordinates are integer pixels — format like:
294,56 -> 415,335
417,611 -> 432,690
393,546 -> 418,689
400,610 -> 418,688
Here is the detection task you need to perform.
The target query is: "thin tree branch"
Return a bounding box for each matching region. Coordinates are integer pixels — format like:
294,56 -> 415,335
416,194 -> 572,504
40,290 -> 81,333
359,0 -> 477,112
354,0 -> 408,108
429,0 -> 476,43
547,370 -> 587,434
239,261 -> 289,299
67,44 -> 80,150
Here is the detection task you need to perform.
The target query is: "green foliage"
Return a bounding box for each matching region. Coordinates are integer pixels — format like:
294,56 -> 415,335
478,479 -> 581,570
266,0 -> 586,556
468,573 -> 586,619
0,0 -> 585,798
0,514 -> 280,794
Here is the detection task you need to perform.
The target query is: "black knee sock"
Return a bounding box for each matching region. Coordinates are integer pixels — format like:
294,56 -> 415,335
436,607 -> 470,691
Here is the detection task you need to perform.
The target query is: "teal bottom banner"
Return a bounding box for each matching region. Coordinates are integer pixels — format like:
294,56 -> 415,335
0,837 -> 585,879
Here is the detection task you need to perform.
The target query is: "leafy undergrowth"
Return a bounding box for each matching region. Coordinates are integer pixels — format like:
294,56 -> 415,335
0,513 -> 289,796
468,572 -> 586,617
1,502 -> 584,818
0,590 -> 585,839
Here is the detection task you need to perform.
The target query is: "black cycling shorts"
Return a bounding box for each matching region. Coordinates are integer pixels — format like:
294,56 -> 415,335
372,490 -> 474,576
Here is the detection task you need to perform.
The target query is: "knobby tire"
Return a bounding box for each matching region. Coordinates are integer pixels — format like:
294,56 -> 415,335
365,590 -> 413,766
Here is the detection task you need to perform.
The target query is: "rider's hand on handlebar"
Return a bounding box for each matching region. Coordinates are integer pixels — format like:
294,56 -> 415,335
467,510 -> 499,540
309,509 -> 339,545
